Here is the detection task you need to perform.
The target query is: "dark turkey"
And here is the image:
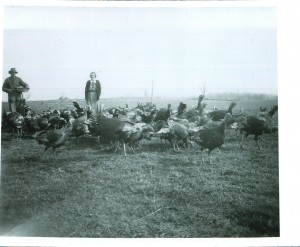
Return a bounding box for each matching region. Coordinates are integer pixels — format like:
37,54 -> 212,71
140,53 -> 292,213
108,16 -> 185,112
71,117 -> 90,144
153,104 -> 172,122
88,114 -> 136,157
194,113 -> 232,164
207,102 -> 237,121
177,102 -> 187,115
33,118 -> 75,153
239,105 -> 278,150
73,101 -> 85,116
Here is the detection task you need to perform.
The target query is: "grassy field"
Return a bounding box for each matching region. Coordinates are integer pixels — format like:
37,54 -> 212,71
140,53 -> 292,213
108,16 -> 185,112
0,97 -> 279,237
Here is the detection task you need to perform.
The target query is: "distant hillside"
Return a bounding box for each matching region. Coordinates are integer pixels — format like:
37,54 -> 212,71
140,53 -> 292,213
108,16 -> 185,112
189,92 -> 278,101
2,95 -> 278,117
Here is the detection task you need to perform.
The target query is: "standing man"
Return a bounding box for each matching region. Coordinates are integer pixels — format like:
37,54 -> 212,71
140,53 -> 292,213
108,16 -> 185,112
85,72 -> 101,112
2,68 -> 30,113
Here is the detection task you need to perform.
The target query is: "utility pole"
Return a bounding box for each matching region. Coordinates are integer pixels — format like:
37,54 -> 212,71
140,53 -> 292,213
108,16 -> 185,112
151,80 -> 154,104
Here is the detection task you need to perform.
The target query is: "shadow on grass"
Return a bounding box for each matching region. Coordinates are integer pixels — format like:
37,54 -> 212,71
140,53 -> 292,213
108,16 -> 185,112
229,207 -> 279,236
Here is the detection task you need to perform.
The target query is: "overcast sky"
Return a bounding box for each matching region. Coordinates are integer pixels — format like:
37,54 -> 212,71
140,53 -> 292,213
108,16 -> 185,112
2,6 -> 277,101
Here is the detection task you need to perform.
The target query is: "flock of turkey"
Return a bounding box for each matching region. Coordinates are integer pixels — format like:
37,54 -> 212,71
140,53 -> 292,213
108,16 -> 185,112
1,95 -> 278,163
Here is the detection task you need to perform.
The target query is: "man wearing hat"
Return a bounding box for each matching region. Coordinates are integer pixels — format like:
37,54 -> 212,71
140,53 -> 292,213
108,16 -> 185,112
2,68 -> 30,113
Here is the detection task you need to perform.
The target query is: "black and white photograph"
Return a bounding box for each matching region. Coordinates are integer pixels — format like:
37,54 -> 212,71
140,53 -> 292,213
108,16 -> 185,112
0,0 -> 299,246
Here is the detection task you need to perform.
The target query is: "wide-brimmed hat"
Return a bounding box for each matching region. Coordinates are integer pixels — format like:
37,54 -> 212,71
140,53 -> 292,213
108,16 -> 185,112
9,68 -> 18,74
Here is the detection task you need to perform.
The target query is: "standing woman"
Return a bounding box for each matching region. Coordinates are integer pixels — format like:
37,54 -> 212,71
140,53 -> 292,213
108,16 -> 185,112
85,72 -> 101,112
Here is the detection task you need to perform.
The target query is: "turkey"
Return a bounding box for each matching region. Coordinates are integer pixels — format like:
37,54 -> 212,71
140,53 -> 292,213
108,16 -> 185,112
238,105 -> 278,150
207,102 -> 237,121
185,109 -> 201,123
111,107 -> 129,117
153,104 -> 172,122
24,111 -> 42,134
37,115 -> 51,130
139,124 -> 155,141
166,120 -> 190,151
177,102 -> 187,115
48,114 -> 67,129
153,120 -> 168,132
87,112 -> 137,158
177,95 -> 206,122
33,118 -> 75,153
12,113 -> 25,139
153,120 -> 171,144
125,123 -> 154,153
196,95 -> 205,112
71,117 -> 90,144
194,113 -> 232,164
136,109 -> 157,124
73,101 -> 85,116
2,111 -> 25,139
157,127 -> 173,145
60,108 -> 73,122
259,106 -> 267,112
